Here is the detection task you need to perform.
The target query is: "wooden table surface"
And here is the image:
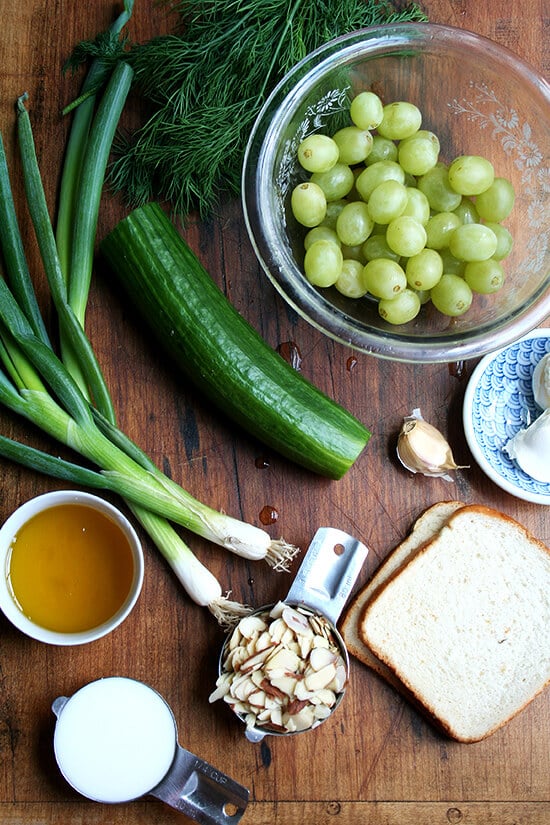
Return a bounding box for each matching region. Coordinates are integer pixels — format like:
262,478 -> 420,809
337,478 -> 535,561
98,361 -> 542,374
0,1 -> 548,823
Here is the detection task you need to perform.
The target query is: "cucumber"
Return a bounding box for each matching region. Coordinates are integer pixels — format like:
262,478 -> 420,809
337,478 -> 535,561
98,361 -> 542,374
100,202 -> 370,479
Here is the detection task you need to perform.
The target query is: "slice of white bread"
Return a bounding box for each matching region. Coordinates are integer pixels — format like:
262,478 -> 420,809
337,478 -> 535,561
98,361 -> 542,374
341,500 -> 464,688
359,504 -> 550,742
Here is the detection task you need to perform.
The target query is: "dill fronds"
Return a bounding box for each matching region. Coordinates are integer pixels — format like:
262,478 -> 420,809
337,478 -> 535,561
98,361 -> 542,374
108,0 -> 428,218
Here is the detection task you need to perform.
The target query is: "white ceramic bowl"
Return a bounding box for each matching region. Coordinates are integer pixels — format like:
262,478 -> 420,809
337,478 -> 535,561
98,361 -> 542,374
463,328 -> 550,504
0,490 -> 144,644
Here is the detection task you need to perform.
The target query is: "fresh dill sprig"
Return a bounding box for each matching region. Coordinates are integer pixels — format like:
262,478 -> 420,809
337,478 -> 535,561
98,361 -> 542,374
101,0 -> 429,218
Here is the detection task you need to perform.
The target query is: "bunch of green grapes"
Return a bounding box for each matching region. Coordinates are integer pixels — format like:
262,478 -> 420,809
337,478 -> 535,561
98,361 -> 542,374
290,92 -> 515,325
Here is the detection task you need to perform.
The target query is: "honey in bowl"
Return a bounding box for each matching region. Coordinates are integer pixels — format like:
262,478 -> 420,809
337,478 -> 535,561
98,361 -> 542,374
7,502 -> 136,633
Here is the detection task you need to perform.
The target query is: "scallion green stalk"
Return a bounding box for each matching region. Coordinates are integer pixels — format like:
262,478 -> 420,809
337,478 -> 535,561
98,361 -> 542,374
0,43 -> 298,624
16,94 -> 116,422
0,429 -> 249,627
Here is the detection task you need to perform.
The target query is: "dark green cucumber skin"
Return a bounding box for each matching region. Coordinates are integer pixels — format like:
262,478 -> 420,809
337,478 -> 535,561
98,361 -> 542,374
100,203 -> 370,479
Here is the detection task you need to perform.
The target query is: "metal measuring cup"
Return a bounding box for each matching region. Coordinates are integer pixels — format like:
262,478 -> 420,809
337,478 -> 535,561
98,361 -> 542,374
214,527 -> 369,742
52,676 -> 249,824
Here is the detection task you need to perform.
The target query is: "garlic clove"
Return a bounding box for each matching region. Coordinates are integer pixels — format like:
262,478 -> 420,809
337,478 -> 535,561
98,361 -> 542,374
397,409 -> 468,479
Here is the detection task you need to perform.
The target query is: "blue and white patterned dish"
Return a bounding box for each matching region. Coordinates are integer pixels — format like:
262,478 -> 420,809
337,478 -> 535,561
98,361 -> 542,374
463,329 -> 550,505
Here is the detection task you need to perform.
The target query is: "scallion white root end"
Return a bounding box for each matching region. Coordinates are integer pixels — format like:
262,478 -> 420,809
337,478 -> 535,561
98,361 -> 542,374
208,596 -> 254,631
266,538 -> 301,572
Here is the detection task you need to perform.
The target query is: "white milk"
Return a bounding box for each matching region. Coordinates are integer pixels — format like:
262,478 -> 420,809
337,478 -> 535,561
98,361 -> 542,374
54,677 -> 177,803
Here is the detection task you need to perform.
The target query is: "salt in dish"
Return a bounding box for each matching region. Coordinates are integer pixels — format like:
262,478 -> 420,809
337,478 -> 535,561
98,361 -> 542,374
462,329 -> 550,505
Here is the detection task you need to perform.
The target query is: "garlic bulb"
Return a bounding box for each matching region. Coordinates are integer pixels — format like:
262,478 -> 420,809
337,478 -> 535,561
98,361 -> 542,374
397,409 -> 467,479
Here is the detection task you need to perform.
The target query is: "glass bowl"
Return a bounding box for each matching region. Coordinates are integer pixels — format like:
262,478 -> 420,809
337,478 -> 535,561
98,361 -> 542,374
242,23 -> 550,363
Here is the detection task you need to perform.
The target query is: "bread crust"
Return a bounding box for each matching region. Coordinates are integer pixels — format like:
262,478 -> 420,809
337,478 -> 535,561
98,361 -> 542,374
343,502 -> 550,742
341,500 -> 464,685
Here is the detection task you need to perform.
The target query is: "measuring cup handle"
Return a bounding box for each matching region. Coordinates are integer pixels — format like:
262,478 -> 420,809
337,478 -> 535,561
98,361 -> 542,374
149,744 -> 249,825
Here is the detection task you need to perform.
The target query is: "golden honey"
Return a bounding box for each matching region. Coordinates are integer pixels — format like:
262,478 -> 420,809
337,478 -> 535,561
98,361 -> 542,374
7,503 -> 135,633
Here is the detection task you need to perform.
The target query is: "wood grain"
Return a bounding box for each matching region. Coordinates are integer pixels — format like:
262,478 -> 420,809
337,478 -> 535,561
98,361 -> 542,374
0,1 -> 548,823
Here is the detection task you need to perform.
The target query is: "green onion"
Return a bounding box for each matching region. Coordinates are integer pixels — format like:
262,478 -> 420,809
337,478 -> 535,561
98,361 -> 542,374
0,40 -> 298,624
0,432 -> 250,625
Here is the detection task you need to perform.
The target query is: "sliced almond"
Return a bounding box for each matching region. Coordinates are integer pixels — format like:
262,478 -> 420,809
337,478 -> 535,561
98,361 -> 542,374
255,630 -> 274,652
311,634 -> 330,650
270,674 -> 298,697
224,646 -> 250,671
298,634 -> 314,660
287,706 -> 315,732
213,602 -> 348,736
328,664 -> 348,693
309,646 -> 338,671
268,617 -> 288,643
264,647 -> 300,674
293,680 -> 314,701
282,605 -> 313,636
304,663 -> 337,692
313,704 -> 332,721
310,688 -> 336,707
269,601 -> 286,619
269,706 -> 284,728
208,680 -> 231,703
250,668 -> 267,688
231,676 -> 258,703
239,614 -> 268,638
239,644 -> 276,673
260,678 -> 288,700
247,690 -> 267,708
227,625 -> 243,651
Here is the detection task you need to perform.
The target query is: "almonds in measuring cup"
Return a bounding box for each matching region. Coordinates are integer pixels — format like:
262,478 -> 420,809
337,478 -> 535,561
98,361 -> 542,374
209,601 -> 347,735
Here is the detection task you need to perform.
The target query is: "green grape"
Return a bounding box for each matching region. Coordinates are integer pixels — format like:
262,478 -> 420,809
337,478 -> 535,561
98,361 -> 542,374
401,187 -> 431,225
453,197 -> 479,225
463,259 -> 505,294
355,160 -> 405,201
320,199 -> 348,229
418,165 -> 462,212
340,243 -> 366,263
377,101 -> 422,140
291,92 -> 515,325
405,248 -> 443,290
367,180 -> 408,225
386,215 -> 427,257
378,289 -> 422,324
304,225 -> 341,250
332,126 -> 373,165
311,162 -> 355,201
414,288 -> 432,305
303,240 -> 343,287
365,135 -> 399,166
439,248 -> 466,276
425,211 -> 461,250
448,155 -> 494,196
291,182 -> 327,227
349,91 -> 384,130
336,201 -> 374,246
448,223 -> 498,261
397,130 -> 440,176
362,234 -> 401,263
362,258 -> 407,300
430,273 -> 473,316
297,134 -> 339,173
335,259 -> 368,298
483,222 -> 514,260
475,177 -> 515,221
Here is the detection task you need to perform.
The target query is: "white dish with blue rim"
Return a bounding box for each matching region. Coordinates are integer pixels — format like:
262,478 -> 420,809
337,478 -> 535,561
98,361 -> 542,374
463,328 -> 550,505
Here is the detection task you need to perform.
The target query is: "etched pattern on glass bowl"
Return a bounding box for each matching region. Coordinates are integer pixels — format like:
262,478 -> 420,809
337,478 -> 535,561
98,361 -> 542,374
243,24 -> 550,363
